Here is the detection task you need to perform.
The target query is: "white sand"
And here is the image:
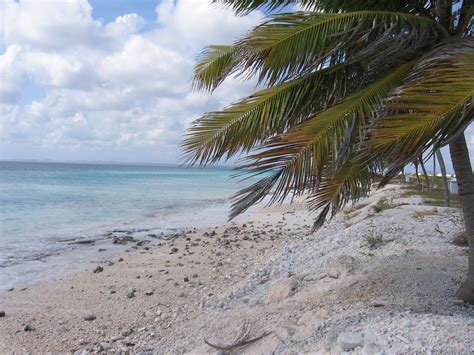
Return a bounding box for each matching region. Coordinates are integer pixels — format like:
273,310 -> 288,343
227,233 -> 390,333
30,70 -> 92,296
0,184 -> 472,353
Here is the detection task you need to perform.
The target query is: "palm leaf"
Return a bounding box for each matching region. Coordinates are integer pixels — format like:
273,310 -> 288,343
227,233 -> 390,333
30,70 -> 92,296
213,0 -> 427,14
236,11 -> 445,85
183,63 -> 360,165
307,159 -> 374,230
229,61 -> 415,218
194,11 -> 446,89
365,39 -> 474,172
193,45 -> 243,91
213,0 -> 313,14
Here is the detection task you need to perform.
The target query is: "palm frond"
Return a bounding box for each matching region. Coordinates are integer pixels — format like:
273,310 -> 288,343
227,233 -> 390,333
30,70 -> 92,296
193,10 -> 446,89
307,159 -> 374,230
241,11 -> 446,85
212,0 -> 314,15
183,63 -> 360,165
193,45 -> 243,91
213,0 -> 428,15
229,62 -> 414,218
365,39 -> 474,174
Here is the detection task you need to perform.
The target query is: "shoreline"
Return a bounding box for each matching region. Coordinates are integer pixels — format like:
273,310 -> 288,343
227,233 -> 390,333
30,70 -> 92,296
0,198 -> 238,292
0,184 -> 473,353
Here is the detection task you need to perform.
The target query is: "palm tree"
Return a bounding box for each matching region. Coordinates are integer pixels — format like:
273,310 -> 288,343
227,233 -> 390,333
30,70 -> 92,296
183,1 -> 474,302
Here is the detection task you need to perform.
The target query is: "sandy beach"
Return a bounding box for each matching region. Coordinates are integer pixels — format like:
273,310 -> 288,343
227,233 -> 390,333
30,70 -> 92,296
0,184 -> 473,353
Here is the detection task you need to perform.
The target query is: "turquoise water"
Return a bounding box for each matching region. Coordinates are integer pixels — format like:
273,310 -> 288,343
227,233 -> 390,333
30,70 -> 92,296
0,161 -> 248,288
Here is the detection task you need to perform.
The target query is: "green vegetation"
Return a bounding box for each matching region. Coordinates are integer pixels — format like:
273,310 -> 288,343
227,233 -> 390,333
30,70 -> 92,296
183,1 -> 474,302
412,210 -> 440,221
400,186 -> 461,208
374,198 -> 395,213
366,233 -> 384,249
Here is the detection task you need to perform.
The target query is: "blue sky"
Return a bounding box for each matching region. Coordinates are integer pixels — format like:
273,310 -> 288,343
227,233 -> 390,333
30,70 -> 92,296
0,0 -> 472,172
90,0 -> 159,22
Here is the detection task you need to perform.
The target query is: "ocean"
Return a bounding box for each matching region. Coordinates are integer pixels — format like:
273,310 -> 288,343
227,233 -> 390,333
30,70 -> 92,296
0,161 -> 251,289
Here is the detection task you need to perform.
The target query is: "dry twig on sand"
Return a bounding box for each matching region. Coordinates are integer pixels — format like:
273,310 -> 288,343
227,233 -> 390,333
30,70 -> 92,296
204,321 -> 271,351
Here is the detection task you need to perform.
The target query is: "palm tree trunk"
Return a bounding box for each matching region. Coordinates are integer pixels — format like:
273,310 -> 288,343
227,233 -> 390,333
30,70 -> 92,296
419,158 -> 430,190
415,161 -> 421,190
432,152 -> 436,188
449,133 -> 474,303
436,149 -> 450,207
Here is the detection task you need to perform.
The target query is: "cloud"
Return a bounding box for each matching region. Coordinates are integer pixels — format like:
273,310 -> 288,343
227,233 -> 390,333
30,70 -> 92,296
0,0 -> 263,163
0,0 -> 103,50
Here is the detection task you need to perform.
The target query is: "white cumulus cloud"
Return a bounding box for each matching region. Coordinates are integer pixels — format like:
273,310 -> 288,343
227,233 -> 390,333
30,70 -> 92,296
0,0 -> 263,163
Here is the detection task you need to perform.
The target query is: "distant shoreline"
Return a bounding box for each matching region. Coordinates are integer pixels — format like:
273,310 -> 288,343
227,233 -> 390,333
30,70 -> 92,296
0,159 -> 235,169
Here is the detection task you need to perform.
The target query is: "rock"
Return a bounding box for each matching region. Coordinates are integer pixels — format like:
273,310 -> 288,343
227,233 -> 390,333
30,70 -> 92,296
0,311 -> 5,317
192,273 -> 199,278
145,291 -> 154,296
453,232 -> 468,247
171,247 -> 179,253
183,277 -> 189,282
178,292 -> 186,298
111,336 -> 123,342
24,324 -> 35,331
72,239 -> 95,245
93,266 -> 104,273
100,342 -> 111,350
337,332 -> 363,351
84,314 -> 96,321
118,257 -> 124,262
324,255 -> 357,279
127,289 -> 136,299
267,276 -> 298,303
112,235 -> 135,245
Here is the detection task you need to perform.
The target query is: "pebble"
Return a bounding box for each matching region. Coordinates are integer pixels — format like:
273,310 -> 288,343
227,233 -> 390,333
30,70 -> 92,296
93,266 -> 104,273
337,332 -> 363,351
0,311 -> 5,317
24,324 -> 35,331
127,289 -> 136,299
248,298 -> 259,307
145,291 -> 154,296
84,314 -> 96,321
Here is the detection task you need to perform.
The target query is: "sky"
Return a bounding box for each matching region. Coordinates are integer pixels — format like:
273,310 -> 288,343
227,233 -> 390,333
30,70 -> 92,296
0,0 -> 472,170
0,0 -> 264,164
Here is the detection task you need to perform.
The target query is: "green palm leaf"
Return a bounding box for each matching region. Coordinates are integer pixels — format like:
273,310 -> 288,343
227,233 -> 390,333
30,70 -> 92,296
307,159 -> 374,230
243,11 -> 446,84
193,45 -> 243,91
183,63 -> 359,165
229,61 -> 415,218
193,10 -> 446,89
366,39 -> 474,170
